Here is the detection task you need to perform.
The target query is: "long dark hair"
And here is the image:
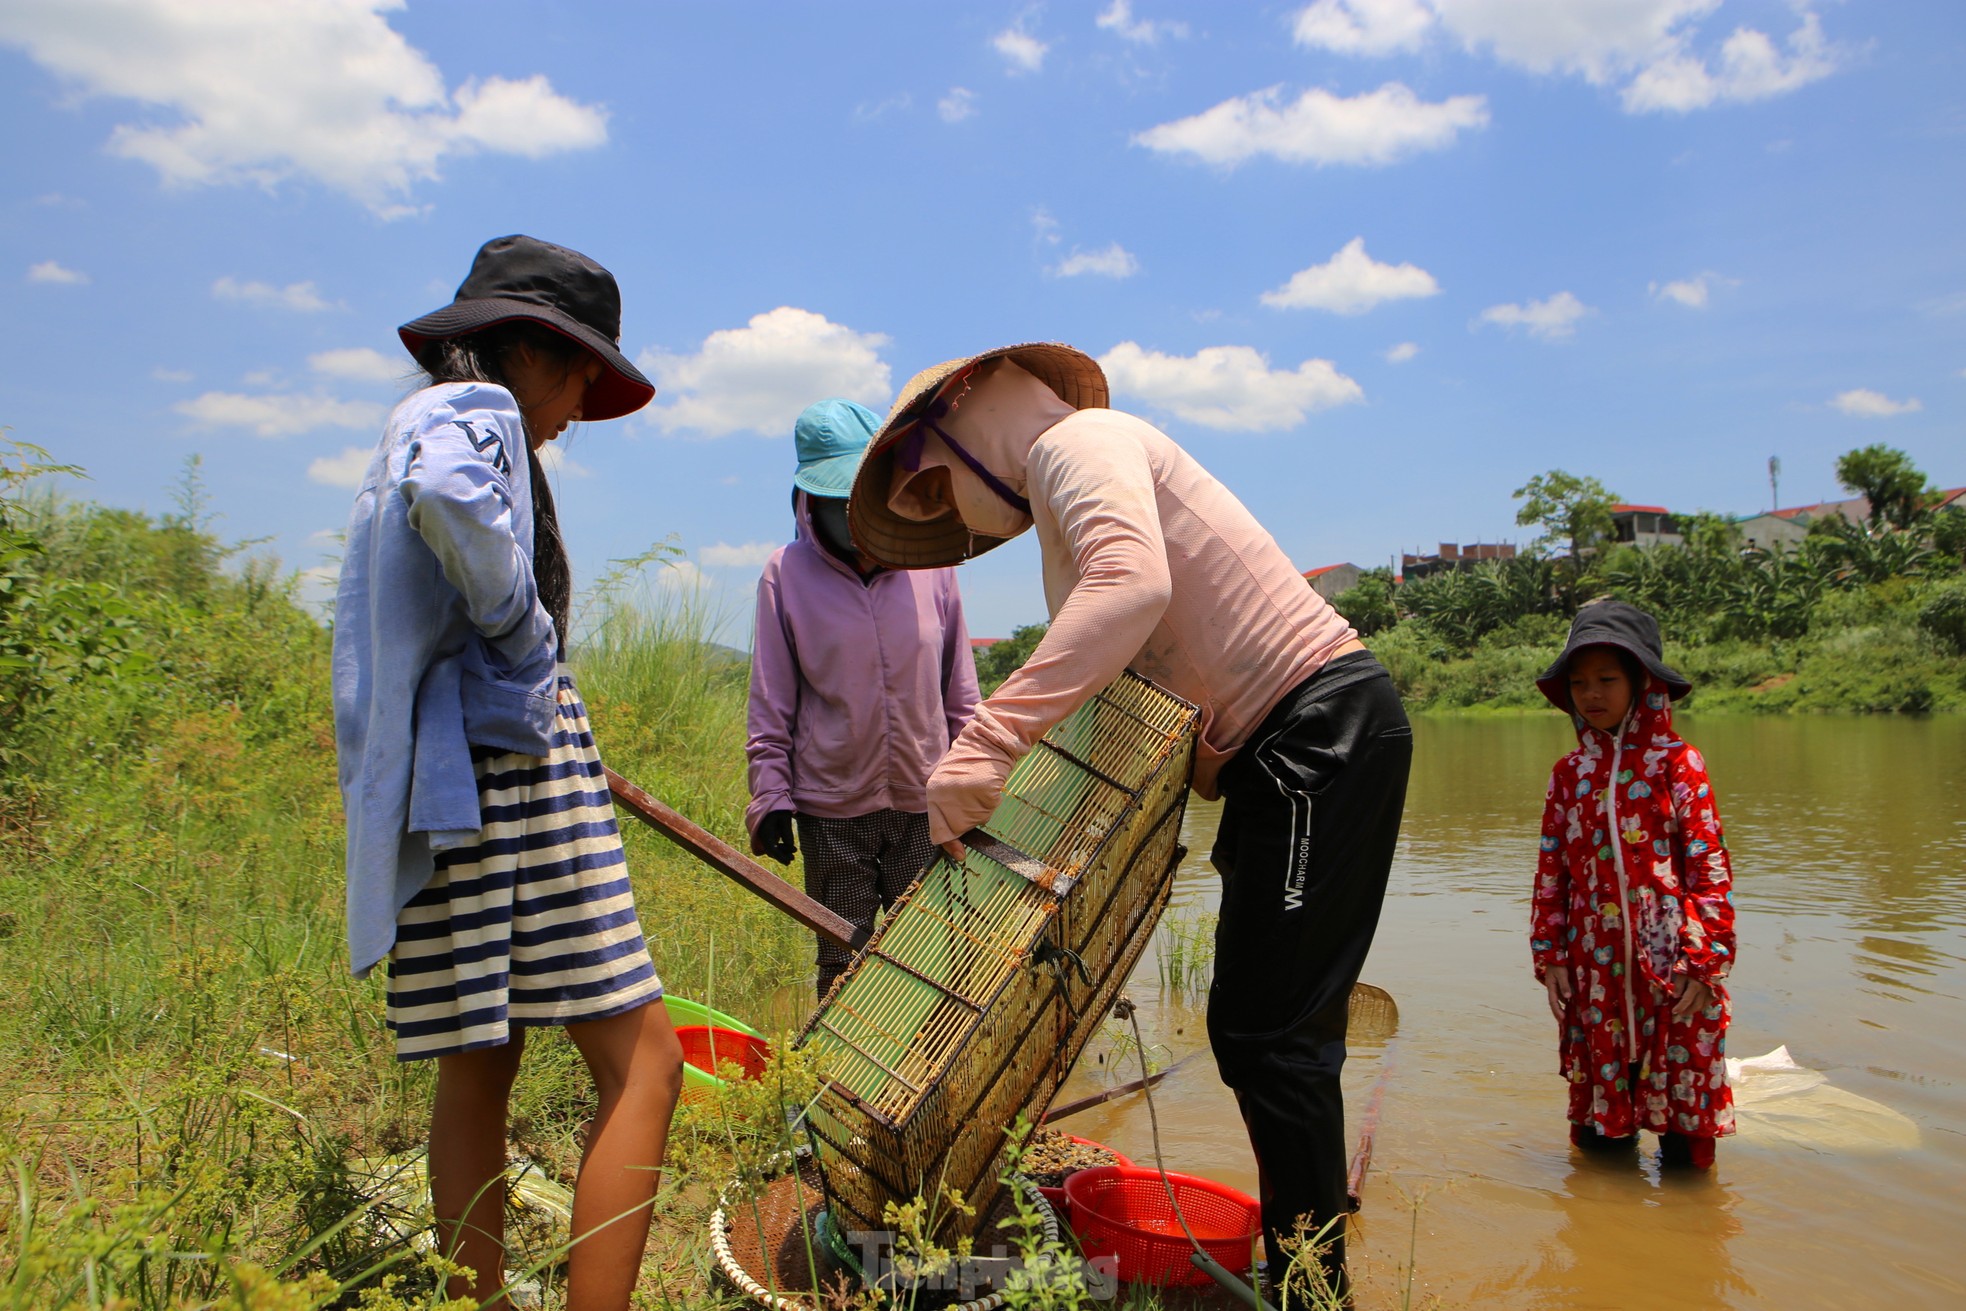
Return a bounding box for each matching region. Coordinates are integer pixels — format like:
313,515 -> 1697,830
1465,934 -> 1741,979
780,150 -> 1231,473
414,324 -> 579,651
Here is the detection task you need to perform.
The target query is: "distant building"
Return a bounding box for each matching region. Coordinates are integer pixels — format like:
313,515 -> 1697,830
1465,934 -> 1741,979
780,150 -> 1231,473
1735,493 -> 1868,550
1302,562 -> 1362,600
1400,541 -> 1517,579
1734,510 -> 1814,551
1609,504 -> 1683,549
969,636 -> 1000,654
1734,486 -> 1965,549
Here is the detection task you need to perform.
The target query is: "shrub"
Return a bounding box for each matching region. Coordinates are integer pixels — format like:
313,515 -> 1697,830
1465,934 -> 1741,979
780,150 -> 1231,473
1917,579 -> 1966,655
1329,568 -> 1397,636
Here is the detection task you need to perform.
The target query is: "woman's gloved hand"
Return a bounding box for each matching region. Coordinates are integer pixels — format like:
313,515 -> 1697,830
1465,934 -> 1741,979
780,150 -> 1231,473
752,809 -> 797,865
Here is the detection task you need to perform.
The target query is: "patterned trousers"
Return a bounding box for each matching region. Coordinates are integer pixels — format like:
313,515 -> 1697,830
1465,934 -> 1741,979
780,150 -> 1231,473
796,809 -> 936,998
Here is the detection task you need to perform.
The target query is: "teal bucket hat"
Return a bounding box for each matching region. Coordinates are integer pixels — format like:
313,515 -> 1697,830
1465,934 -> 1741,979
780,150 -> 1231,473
793,398 -> 880,498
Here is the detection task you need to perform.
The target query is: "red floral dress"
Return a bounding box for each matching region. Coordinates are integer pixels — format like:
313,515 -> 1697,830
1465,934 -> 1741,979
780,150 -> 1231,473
1531,675 -> 1736,1140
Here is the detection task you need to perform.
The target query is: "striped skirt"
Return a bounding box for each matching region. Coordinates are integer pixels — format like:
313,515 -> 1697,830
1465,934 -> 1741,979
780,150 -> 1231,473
386,674 -> 663,1061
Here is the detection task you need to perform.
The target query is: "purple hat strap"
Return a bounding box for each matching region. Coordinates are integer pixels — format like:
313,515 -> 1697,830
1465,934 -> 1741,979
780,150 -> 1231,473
895,409 -> 1032,517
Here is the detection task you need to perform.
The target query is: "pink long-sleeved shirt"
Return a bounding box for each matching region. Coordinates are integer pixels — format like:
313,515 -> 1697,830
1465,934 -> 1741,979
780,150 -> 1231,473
926,408 -> 1358,843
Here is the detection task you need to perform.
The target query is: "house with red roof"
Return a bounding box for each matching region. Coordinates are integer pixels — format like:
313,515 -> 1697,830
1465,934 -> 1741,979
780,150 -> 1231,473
1302,562 -> 1362,600
1609,505 -> 1683,548
1735,487 -> 1966,550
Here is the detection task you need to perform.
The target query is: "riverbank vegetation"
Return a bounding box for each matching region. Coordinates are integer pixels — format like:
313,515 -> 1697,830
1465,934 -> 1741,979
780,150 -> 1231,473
1332,446 -> 1966,714
0,442 -> 819,1306
7,444 -> 1275,1309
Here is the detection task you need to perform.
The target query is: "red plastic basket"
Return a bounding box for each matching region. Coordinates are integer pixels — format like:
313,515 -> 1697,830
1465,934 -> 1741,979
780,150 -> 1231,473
675,1025 -> 772,1082
1063,1166 -> 1262,1287
1034,1136 -> 1136,1220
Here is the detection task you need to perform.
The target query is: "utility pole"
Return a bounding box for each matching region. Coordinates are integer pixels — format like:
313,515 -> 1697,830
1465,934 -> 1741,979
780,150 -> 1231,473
1768,455 -> 1781,511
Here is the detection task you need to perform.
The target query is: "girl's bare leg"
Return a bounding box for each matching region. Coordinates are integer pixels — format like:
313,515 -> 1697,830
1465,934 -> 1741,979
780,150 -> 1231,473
563,999 -> 684,1310
430,1032 -> 527,1304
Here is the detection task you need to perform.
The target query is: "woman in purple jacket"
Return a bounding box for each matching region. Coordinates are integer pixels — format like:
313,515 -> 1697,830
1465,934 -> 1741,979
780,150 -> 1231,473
746,398 -> 980,996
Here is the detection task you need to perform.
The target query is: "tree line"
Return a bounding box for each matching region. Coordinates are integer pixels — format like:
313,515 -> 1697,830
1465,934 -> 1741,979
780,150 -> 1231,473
1328,444 -> 1966,658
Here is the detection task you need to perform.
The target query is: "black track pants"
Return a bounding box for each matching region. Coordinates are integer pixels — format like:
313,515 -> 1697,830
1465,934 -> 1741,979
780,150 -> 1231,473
1205,651 -> 1412,1291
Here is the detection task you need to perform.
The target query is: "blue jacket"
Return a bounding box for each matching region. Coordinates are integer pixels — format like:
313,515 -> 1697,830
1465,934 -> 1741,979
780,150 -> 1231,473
332,382 -> 560,978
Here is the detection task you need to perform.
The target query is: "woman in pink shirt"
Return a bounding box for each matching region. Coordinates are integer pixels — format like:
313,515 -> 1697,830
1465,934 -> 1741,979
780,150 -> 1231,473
847,344 -> 1411,1298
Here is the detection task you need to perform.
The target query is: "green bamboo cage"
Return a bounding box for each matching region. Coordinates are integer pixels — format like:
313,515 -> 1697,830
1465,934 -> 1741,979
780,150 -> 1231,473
795,671 -> 1200,1242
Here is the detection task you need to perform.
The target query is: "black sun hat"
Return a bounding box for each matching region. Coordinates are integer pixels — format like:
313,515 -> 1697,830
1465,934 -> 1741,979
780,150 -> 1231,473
398,235 -> 655,422
1536,599 -> 1693,712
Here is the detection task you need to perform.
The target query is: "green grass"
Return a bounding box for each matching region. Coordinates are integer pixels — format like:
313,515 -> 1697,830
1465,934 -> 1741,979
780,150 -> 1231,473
1154,911 -> 1216,1004
0,493 -> 815,1307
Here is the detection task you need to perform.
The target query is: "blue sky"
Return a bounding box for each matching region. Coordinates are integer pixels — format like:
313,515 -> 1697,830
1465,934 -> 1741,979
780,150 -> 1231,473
3,0 -> 1962,643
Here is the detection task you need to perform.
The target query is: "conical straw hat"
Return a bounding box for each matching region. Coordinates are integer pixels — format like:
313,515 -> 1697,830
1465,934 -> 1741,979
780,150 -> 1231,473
847,342 -> 1107,569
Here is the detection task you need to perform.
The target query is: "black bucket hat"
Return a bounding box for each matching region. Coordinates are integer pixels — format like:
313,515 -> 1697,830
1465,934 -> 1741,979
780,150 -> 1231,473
1536,599 -> 1692,712
398,235 -> 655,422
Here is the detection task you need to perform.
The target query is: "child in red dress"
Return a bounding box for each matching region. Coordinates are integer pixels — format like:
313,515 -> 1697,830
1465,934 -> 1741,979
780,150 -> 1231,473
1530,601 -> 1736,1169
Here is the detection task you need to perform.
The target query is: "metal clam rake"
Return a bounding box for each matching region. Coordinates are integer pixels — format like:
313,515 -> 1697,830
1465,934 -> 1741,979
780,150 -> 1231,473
794,672 -> 1201,1244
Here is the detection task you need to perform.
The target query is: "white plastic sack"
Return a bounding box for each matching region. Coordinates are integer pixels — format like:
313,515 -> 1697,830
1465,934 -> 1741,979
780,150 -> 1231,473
1727,1046 -> 1920,1154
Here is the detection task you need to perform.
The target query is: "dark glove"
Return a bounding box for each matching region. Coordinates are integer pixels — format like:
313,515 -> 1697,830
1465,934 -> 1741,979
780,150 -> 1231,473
753,810 -> 797,865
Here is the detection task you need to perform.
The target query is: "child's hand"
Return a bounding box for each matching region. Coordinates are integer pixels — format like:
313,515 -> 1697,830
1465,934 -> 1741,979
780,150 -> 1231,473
1544,970 -> 1573,1023
1672,975 -> 1714,1020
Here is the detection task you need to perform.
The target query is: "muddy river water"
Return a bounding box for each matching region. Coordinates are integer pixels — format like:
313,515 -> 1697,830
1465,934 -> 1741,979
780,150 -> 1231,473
1048,714 -> 1966,1309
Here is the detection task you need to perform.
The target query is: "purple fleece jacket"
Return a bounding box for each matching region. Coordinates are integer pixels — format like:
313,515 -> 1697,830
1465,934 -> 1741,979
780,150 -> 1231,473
745,492 -> 979,834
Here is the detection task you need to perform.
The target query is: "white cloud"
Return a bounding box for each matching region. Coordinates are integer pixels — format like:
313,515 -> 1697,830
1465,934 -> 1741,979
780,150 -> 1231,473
295,563 -> 340,612
1098,342 -> 1364,431
853,93 -> 912,123
151,366 -> 193,382
213,276 -> 338,313
1622,12 -> 1837,112
27,259 -> 89,285
1384,341 -> 1420,363
1052,243 -> 1140,279
535,442 -> 591,478
307,445 -> 372,488
939,87 -> 977,123
1477,291 -> 1592,341
1292,0 -> 1435,56
1098,0 -> 1187,44
1292,2 -> 1844,113
658,558 -> 709,591
993,27 -> 1049,75
1434,0 -> 1717,82
642,308 -> 892,439
1649,272 -> 1715,308
0,0 -> 606,216
448,72 -> 605,157
1417,0 -> 1840,113
309,346 -> 402,383
1032,208 -> 1062,246
702,541 -> 779,569
1135,83 -> 1489,167
1261,237 -> 1440,314
1830,389 -> 1921,419
177,391 -> 384,438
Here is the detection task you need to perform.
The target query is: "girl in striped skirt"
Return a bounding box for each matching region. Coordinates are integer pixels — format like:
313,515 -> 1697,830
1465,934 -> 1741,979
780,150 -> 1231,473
332,236 -> 683,1309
